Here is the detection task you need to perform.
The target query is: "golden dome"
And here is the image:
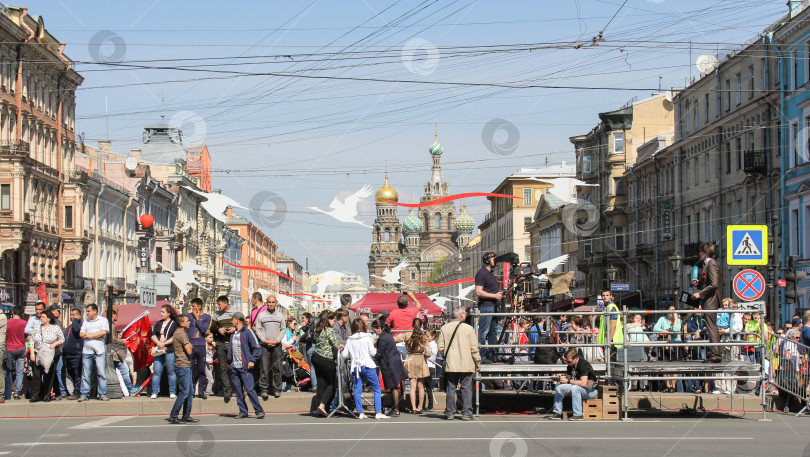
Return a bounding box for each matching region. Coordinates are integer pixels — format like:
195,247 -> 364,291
375,175 -> 398,203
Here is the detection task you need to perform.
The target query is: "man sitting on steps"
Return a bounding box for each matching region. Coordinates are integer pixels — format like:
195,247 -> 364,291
549,348 -> 598,421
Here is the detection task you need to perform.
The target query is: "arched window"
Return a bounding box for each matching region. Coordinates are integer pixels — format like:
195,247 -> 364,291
384,229 -> 390,242
434,213 -> 441,230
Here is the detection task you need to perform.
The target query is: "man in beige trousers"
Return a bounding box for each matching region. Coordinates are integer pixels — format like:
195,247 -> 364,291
438,306 -> 481,420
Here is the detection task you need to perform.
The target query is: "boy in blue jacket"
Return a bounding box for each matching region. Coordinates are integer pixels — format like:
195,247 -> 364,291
228,312 -> 265,419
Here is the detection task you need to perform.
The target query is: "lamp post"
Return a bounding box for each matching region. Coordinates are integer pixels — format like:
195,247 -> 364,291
668,254 -> 682,307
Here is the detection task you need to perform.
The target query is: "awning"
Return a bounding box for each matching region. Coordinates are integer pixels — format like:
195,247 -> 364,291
350,293 -> 444,316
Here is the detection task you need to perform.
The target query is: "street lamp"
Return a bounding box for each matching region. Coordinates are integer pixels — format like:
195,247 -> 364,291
606,265 -> 617,289
668,254 -> 682,302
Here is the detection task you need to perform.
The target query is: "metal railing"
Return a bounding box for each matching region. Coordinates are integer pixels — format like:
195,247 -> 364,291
768,332 -> 810,415
469,305 -> 769,419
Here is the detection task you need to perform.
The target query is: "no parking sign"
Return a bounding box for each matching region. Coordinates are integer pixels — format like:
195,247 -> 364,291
733,269 -> 765,301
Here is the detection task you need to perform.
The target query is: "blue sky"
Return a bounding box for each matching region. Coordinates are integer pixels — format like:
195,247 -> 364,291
24,0 -> 786,276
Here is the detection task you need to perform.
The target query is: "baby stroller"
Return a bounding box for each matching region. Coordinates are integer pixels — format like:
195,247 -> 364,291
283,348 -> 312,391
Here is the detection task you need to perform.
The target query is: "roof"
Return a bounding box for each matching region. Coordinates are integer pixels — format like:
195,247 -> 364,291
510,164 -> 576,179
136,124 -> 187,165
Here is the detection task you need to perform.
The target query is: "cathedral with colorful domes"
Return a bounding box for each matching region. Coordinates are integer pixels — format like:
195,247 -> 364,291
367,133 -> 475,290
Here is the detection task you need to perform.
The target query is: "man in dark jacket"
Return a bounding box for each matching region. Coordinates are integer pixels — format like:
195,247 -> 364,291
62,308 -> 84,399
186,298 -> 211,399
692,242 -> 722,363
228,312 -> 264,419
210,296 -> 235,402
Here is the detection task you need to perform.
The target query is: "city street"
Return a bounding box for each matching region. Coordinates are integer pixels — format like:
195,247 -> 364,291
2,413 -> 808,457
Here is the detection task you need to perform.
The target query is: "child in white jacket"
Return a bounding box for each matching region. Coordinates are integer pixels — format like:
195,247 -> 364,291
341,319 -> 389,419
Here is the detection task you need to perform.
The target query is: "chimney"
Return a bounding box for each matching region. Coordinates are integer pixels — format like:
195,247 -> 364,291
98,140 -> 111,160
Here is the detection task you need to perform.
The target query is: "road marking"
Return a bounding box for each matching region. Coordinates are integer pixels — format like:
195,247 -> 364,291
12,437 -> 755,447
69,416 -> 133,430
92,418 -> 725,428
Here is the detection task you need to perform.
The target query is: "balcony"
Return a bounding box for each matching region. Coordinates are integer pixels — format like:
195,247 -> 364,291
636,244 -> 654,256
743,149 -> 767,175
683,240 -> 718,265
0,140 -> 30,155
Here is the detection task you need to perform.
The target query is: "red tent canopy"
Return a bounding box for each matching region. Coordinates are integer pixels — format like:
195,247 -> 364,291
104,300 -> 170,330
350,293 -> 444,316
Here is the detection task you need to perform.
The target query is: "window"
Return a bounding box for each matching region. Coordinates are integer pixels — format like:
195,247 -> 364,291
686,215 -> 692,243
748,65 -> 755,98
523,188 -> 532,206
155,247 -> 163,264
0,184 -> 8,210
613,132 -> 624,154
693,101 -> 699,130
792,122 -> 799,168
725,143 -> 731,174
685,162 -> 690,189
793,49 -> 799,90
762,58 -> 769,90
64,205 -> 73,228
705,155 -> 710,182
615,177 -> 625,196
694,158 -> 699,186
696,212 -> 701,242
615,226 -> 625,251
582,155 -> 592,173
735,73 -> 742,105
434,213 -> 441,230
684,101 -> 691,133
724,80 -> 731,110
524,216 -> 532,231
705,93 -> 710,123
706,208 -> 713,241
736,137 -> 742,170
583,240 -> 592,255
805,117 -> 810,165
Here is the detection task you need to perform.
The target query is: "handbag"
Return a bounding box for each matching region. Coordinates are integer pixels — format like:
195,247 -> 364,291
438,322 -> 462,392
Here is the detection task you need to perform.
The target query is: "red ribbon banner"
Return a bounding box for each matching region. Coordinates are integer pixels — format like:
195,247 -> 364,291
218,257 -> 301,284
416,278 -> 474,287
384,192 -> 520,208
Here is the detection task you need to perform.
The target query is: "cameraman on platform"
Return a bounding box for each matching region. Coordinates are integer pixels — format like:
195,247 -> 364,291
475,252 -> 502,364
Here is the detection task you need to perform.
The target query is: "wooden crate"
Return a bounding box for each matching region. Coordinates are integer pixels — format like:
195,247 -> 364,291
584,411 -> 602,420
598,385 -> 619,399
602,407 -> 620,420
583,399 -> 602,413
602,396 -> 619,408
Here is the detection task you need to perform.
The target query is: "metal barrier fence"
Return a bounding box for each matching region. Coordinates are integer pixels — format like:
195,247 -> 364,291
470,305 -> 769,418
768,332 -> 810,416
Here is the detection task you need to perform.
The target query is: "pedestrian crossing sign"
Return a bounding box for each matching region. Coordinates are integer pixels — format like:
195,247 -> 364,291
726,225 -> 768,265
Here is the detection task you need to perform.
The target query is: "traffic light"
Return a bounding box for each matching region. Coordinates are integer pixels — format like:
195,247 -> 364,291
785,269 -> 807,303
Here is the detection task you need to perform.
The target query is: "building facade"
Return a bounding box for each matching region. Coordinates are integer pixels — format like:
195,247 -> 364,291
0,5 -> 85,307
572,95 -> 675,304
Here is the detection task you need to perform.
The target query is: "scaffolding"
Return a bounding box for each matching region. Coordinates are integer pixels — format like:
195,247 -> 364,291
472,305 -> 769,419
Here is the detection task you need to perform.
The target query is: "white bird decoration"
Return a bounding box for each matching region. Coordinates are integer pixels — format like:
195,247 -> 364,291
527,177 -> 598,204
258,288 -> 298,311
309,184 -> 373,228
450,284 -> 477,302
370,260 -> 409,285
536,254 -> 569,276
158,261 -> 207,296
428,292 -> 452,310
183,186 -> 247,224
314,271 -> 344,299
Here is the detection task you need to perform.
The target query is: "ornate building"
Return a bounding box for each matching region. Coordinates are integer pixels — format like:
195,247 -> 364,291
367,134 -> 474,290
0,6 -> 85,307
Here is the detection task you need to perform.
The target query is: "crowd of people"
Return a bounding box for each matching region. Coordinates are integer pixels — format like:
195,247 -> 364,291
0,247 -> 806,422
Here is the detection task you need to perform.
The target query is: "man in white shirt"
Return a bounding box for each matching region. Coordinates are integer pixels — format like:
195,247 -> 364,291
24,302 -> 46,335
78,303 -> 109,402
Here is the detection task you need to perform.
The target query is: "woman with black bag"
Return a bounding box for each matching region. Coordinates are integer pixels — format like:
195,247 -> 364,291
371,318 -> 407,416
311,310 -> 342,416
30,310 -> 63,402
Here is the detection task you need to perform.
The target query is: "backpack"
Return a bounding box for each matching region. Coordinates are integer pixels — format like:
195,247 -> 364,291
533,325 -> 560,365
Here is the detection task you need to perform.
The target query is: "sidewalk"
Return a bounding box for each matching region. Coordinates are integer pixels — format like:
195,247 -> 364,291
0,391 -> 780,418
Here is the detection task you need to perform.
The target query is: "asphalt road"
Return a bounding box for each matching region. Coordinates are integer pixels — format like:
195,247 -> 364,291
1,412 -> 808,457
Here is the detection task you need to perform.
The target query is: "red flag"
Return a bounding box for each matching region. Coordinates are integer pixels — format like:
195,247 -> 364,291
35,283 -> 48,305
122,311 -> 153,371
